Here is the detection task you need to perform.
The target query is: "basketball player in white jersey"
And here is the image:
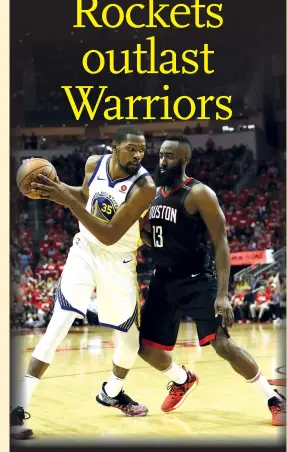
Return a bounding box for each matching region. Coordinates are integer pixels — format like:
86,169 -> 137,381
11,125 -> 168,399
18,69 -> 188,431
11,126 -> 156,439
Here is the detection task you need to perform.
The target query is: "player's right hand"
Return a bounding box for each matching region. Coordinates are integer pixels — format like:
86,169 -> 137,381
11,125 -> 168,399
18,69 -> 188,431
31,174 -> 74,207
214,295 -> 234,328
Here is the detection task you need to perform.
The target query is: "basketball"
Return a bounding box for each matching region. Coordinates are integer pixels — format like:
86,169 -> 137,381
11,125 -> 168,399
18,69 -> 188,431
16,158 -> 57,199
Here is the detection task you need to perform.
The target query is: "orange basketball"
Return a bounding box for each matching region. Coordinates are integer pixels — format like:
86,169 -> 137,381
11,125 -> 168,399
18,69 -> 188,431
16,158 -> 57,199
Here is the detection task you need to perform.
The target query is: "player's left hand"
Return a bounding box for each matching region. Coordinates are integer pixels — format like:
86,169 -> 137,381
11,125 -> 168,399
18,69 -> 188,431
214,295 -> 234,328
31,174 -> 74,207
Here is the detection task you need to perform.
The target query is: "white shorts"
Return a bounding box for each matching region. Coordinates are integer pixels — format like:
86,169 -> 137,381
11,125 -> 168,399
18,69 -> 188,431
56,233 -> 140,331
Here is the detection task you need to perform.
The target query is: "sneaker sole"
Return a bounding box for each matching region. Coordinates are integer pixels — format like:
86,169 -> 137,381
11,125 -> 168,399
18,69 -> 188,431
10,429 -> 33,440
162,375 -> 199,413
272,419 -> 286,426
96,395 -> 148,417
96,394 -> 111,407
125,411 -> 148,417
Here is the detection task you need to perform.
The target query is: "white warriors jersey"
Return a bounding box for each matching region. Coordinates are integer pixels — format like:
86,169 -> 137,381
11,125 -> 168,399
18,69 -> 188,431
79,154 -> 150,253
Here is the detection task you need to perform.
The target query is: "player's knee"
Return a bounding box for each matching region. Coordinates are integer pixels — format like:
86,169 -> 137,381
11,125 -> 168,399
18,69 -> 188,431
32,309 -> 76,364
113,341 -> 139,369
138,343 -> 169,369
138,343 -> 153,361
113,324 -> 139,369
32,332 -> 62,364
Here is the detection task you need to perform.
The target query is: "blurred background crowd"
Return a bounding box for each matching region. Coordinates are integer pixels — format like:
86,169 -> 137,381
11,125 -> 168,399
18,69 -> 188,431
10,136 -> 286,331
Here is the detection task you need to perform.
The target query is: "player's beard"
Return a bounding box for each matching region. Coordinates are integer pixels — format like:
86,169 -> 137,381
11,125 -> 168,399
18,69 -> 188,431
115,152 -> 140,176
119,162 -> 140,176
155,160 -> 184,187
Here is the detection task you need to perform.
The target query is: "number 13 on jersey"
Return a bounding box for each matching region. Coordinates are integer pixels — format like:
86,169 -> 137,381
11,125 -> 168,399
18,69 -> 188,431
152,225 -> 163,247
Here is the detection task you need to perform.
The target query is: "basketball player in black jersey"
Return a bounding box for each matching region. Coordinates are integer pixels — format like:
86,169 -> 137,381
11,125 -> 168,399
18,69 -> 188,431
139,135 -> 285,425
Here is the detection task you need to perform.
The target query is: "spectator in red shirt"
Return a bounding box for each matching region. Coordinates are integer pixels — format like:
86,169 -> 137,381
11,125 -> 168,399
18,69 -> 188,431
231,289 -> 246,322
45,258 -> 57,279
249,287 -> 271,321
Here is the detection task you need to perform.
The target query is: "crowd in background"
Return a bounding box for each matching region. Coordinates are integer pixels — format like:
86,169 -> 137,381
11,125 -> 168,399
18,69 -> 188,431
231,273 -> 285,326
10,140 -> 286,330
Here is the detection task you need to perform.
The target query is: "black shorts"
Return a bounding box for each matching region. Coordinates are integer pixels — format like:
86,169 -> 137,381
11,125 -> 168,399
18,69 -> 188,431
140,267 -> 229,350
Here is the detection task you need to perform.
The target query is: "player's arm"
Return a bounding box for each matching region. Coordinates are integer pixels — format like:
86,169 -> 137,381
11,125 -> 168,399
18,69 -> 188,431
61,156 -> 100,206
32,173 -> 156,246
140,187 -> 162,247
140,230 -> 152,247
186,184 -> 234,327
187,184 -> 230,296
139,210 -> 152,247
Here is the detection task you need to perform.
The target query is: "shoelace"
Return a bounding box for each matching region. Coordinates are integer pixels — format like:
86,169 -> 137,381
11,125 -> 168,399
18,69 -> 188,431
24,412 -> 31,421
11,407 -> 31,425
117,391 -> 137,406
166,381 -> 185,398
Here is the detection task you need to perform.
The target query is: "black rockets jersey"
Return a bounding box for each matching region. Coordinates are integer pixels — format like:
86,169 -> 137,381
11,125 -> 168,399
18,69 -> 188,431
148,177 -> 213,275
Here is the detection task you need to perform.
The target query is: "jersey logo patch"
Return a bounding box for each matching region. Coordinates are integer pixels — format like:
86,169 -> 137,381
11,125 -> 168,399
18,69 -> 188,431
91,194 -> 117,222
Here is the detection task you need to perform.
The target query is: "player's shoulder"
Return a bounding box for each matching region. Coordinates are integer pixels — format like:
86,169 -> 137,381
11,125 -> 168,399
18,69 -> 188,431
131,165 -> 154,189
185,183 -> 222,213
188,181 -> 217,199
85,154 -> 105,173
135,171 -> 155,190
185,181 -> 219,210
128,170 -> 156,202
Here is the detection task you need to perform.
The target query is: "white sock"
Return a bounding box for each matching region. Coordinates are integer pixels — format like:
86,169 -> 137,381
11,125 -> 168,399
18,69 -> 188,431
14,374 -> 40,411
246,369 -> 282,403
105,373 -> 124,398
161,362 -> 188,384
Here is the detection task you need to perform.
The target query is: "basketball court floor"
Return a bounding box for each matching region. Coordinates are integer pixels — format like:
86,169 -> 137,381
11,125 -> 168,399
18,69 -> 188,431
12,322 -> 286,445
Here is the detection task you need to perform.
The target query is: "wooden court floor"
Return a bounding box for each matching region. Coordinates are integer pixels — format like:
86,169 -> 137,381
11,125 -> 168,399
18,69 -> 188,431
12,322 -> 286,444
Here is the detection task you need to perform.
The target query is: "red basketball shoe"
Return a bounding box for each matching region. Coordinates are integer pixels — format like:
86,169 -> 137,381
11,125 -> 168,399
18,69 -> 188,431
268,390 -> 286,426
161,366 -> 199,413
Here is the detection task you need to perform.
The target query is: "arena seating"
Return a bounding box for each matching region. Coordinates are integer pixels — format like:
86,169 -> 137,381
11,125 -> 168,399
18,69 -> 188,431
11,144 -> 285,328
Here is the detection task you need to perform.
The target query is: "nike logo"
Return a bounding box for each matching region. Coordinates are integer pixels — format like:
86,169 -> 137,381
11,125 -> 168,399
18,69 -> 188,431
191,273 -> 200,278
123,259 -> 133,264
97,177 -> 106,180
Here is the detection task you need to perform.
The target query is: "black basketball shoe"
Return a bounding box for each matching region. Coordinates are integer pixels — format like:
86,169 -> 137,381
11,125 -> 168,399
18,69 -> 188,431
10,406 -> 33,439
96,382 -> 148,416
